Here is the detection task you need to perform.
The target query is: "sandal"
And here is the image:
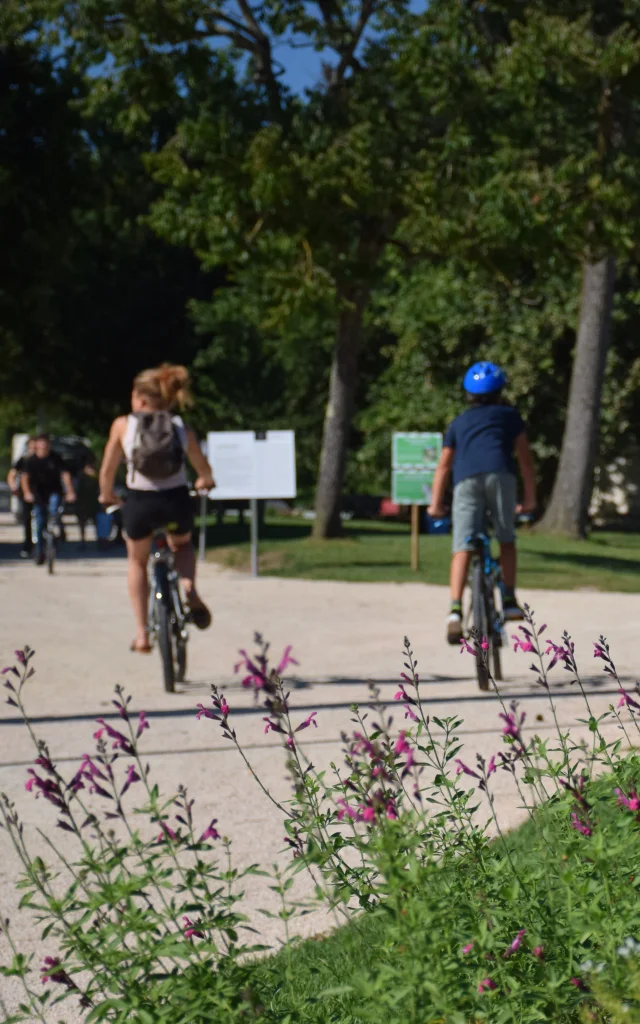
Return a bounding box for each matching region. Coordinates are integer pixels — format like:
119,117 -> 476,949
130,639 -> 152,654
187,599 -> 212,631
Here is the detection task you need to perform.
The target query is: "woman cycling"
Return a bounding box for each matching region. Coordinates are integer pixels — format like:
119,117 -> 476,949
99,363 -> 215,653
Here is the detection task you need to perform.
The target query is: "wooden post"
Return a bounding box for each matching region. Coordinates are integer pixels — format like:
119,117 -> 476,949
410,504 -> 420,572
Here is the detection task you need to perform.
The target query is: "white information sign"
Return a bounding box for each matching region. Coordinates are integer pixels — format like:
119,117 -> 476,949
207,430 -> 296,500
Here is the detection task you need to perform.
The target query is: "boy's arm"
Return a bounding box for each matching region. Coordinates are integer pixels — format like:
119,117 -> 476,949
514,432 -> 537,513
427,447 -> 455,517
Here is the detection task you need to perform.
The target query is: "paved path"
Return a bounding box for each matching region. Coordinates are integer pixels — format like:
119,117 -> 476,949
0,514 -> 636,1020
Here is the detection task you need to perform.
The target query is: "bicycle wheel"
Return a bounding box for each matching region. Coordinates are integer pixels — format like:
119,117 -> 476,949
156,601 -> 176,693
471,560 -> 491,691
175,633 -> 187,683
46,529 -> 55,575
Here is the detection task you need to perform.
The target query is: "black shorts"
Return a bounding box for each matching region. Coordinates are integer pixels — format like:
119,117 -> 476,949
122,487 -> 194,542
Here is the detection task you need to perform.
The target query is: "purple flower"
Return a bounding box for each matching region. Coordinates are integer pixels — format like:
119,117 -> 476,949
199,819 -> 220,842
235,649 -> 268,690
487,754 -> 498,777
593,643 -> 606,660
196,703 -> 215,721
25,770 -> 66,810
286,734 -> 295,750
404,704 -> 418,722
40,956 -> 68,986
14,650 -> 26,665
499,709 -> 525,739
296,711 -> 318,733
532,946 -> 544,960
386,798 -> 398,820
571,812 -> 592,837
616,788 -> 640,813
504,929 -> 526,957
462,942 -> 474,955
120,764 -> 140,796
478,978 -> 497,993
394,687 -> 408,702
276,645 -> 299,676
545,640 -> 569,669
570,977 -> 586,991
455,759 -> 480,780
263,717 -> 282,735
460,638 -> 477,657
220,698 -> 229,716
157,822 -> 178,843
136,711 -> 149,737
183,915 -> 204,940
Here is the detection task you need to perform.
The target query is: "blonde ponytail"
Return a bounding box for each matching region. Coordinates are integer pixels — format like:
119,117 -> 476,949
133,363 -> 192,411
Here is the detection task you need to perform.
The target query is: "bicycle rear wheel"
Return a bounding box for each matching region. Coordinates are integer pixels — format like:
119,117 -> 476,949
156,601 -> 176,693
46,530 -> 55,575
471,560 -> 492,691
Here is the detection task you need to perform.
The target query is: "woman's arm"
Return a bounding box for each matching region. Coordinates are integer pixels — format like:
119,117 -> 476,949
185,429 -> 215,491
427,447 -> 455,517
99,418 -> 126,504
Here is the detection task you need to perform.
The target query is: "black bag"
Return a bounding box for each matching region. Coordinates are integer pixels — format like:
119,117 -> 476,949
131,412 -> 184,480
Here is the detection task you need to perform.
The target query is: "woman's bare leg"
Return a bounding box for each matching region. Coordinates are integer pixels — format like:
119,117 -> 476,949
168,533 -> 211,625
126,535 -> 153,649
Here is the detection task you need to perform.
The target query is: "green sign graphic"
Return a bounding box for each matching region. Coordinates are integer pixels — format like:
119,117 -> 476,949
392,432 -> 442,470
392,469 -> 436,505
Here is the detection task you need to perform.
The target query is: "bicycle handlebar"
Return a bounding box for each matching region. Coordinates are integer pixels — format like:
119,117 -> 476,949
104,489 -> 205,516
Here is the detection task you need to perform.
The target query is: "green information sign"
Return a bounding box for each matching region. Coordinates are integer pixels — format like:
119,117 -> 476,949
392,432 -> 442,470
392,469 -> 436,506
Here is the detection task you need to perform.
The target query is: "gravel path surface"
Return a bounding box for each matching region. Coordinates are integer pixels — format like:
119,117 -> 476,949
0,514 -> 636,1021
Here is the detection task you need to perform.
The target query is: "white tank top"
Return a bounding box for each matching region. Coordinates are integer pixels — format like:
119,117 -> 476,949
123,413 -> 188,491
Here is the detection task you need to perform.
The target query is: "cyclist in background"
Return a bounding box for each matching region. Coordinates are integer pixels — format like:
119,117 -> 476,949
7,436 -> 37,558
427,362 -> 537,645
98,363 -> 215,653
21,435 -> 77,566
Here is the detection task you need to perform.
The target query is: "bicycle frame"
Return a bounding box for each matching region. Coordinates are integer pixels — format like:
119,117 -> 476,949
147,537 -> 188,647
466,532 -> 505,646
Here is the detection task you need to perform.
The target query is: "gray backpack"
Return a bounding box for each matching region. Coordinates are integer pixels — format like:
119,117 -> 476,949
131,412 -> 185,480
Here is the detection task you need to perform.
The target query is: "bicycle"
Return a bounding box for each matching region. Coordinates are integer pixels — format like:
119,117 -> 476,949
31,501 -> 63,575
466,513 -> 535,692
106,499 -> 194,693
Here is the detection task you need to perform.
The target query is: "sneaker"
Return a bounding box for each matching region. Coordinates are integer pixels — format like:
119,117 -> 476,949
447,611 -> 463,645
503,598 -> 525,622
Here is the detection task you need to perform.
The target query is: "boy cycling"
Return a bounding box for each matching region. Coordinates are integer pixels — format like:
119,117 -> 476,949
427,361 -> 537,645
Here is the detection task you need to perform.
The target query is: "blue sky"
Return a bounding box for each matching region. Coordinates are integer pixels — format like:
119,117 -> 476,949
272,0 -> 428,93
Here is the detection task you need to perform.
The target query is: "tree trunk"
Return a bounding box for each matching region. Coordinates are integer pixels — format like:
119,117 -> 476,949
312,288 -> 369,538
537,254 -> 616,538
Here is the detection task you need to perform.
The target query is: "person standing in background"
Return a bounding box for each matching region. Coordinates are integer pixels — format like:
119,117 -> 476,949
7,436 -> 37,558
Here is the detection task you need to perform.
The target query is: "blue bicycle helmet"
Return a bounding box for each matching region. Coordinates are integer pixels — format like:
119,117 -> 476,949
463,361 -> 506,395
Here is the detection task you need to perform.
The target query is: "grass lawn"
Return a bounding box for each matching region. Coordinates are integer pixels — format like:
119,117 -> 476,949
202,514 -> 640,592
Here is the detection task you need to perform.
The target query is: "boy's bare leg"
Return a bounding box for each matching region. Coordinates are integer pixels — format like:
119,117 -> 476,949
499,541 -> 516,590
450,551 -> 472,603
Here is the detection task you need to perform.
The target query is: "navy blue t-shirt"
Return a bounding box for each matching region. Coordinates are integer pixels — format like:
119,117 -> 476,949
443,405 -> 525,486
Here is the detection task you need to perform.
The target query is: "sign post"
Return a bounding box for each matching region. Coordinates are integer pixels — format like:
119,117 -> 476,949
207,431 -> 297,578
392,432 -> 443,572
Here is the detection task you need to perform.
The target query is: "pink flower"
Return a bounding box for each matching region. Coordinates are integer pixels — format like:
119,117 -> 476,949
220,699 -> 229,716
25,771 -> 65,810
394,732 -> 411,756
276,645 -> 299,676
235,649 -> 267,690
394,688 -> 408,702
570,977 -> 586,990
570,812 -> 592,837
460,638 -> 477,657
263,717 -> 281,735
462,942 -> 474,955
478,978 -> 497,993
532,946 -> 544,960
616,788 -> 640,813
199,819 -> 220,842
480,637 -> 489,651
404,704 -> 418,722
286,734 -> 295,749
455,759 -> 479,779
136,711 -> 149,738
513,635 -> 534,654
487,754 -> 498,777
120,764 -> 140,796
93,719 -> 133,754
296,711 -> 318,732
386,799 -> 398,820
336,798 -> 358,821
593,643 -> 606,660
617,689 -> 640,711
499,710 -> 525,739
196,703 -> 215,721
504,929 -> 526,957
359,804 -> 376,823
183,915 -> 204,940
545,640 -> 569,669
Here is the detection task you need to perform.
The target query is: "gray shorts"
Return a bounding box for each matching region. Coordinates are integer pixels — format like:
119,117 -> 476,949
452,472 -> 517,552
